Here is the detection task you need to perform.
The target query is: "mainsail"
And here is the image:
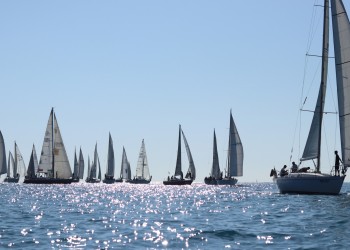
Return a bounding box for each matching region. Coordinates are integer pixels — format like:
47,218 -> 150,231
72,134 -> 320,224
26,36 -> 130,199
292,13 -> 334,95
73,149 -> 79,178
78,148 -> 84,179
211,130 -> 221,179
174,125 -> 182,177
227,111 -> 243,177
0,131 -> 7,175
27,145 -> 38,177
106,133 -> 115,177
14,143 -> 26,178
332,0 -> 350,169
135,139 -> 150,179
182,130 -> 196,180
7,152 -> 15,178
121,147 -> 131,180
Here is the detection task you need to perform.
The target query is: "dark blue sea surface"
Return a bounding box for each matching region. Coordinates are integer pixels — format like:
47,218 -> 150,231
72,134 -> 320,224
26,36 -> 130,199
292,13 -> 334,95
0,182 -> 350,249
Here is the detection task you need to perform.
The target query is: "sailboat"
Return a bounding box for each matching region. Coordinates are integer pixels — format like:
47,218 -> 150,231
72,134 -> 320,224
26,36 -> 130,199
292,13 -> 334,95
24,108 -> 73,184
86,143 -> 101,183
119,147 -> 131,182
163,125 -> 196,185
72,148 -> 80,182
4,142 -> 26,183
271,0 -> 349,194
0,131 -> 7,179
26,144 -> 39,179
127,139 -> 152,184
103,133 -> 116,184
204,130 -> 222,185
78,147 -> 84,180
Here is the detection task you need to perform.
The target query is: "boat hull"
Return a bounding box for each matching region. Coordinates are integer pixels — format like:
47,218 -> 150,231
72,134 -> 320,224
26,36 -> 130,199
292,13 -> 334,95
114,178 -> 123,183
163,179 -> 193,185
71,178 -> 80,183
127,178 -> 151,184
4,177 -> 19,183
24,177 -> 72,184
85,178 -> 100,183
275,173 -> 345,195
204,177 -> 238,185
102,178 -> 115,184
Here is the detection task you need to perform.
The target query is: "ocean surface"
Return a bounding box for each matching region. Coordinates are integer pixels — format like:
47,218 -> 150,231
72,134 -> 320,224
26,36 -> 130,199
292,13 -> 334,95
1,182 -> 350,249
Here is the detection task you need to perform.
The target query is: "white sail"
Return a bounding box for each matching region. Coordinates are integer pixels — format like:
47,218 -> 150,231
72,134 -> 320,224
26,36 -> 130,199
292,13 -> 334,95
78,148 -> 84,179
174,125 -> 182,177
211,130 -> 221,179
181,129 -> 196,180
331,0 -> 350,169
14,143 -> 26,178
73,149 -> 79,178
121,147 -> 131,180
27,144 -> 38,177
106,133 -> 115,177
38,110 -> 53,173
135,139 -> 150,179
227,111 -> 243,177
7,152 -> 15,178
52,113 -> 72,178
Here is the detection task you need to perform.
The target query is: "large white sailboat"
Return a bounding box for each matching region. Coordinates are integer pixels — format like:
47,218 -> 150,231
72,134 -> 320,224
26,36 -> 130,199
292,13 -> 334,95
103,133 -> 116,184
24,108 -> 73,184
4,142 -> 26,183
163,125 -> 196,185
272,0 -> 349,194
127,139 -> 152,184
205,111 -> 243,185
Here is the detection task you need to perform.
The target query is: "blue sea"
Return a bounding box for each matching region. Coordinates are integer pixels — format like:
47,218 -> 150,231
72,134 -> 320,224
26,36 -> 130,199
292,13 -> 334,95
1,182 -> 350,249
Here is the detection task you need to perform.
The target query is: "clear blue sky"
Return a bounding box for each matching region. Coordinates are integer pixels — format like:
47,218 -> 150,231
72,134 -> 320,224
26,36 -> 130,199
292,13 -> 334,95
1,0 -> 348,183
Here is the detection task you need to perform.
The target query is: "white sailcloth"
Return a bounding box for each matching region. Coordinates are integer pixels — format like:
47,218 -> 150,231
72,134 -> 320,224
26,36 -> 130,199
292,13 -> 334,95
227,112 -> 243,177
7,152 -> 15,178
121,147 -> 131,180
181,130 -> 196,180
135,139 -> 150,179
0,131 -> 7,175
14,143 -> 26,178
332,0 -> 350,169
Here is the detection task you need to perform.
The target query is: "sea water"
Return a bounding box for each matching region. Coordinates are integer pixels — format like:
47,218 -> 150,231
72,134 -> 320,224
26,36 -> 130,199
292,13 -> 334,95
0,182 -> 350,249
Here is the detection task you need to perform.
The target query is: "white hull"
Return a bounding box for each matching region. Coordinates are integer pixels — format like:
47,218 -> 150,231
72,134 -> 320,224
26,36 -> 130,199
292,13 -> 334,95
275,173 -> 345,195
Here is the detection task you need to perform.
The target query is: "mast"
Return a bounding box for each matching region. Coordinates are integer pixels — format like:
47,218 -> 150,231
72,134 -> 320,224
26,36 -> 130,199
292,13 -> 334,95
316,0 -> 330,172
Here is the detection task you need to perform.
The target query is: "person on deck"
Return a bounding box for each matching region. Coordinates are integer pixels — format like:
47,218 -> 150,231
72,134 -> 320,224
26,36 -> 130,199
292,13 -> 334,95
280,165 -> 288,177
335,150 -> 343,176
291,162 -> 298,173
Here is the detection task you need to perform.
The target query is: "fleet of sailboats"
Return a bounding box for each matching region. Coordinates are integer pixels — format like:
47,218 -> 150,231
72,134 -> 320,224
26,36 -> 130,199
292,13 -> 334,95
271,0 -> 349,194
4,142 -> 26,183
85,143 -> 102,183
163,125 -> 196,185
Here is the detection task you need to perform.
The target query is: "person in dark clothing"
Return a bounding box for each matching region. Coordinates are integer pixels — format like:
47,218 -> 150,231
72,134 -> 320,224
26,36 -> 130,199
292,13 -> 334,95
335,150 -> 343,176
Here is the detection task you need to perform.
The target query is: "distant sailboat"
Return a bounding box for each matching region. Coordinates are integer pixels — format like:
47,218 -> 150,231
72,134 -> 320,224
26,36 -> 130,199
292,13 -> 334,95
24,108 -> 73,184
120,147 -> 131,182
72,148 -> 80,182
0,131 -> 7,178
78,148 -> 84,180
204,130 -> 222,185
86,143 -> 101,183
127,139 -> 152,184
103,133 -> 116,184
4,142 -> 26,183
271,0 -> 349,194
163,125 -> 196,185
205,111 -> 243,185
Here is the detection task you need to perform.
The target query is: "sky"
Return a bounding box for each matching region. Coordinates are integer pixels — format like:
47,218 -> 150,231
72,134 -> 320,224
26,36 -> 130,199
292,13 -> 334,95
1,0 -> 349,183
